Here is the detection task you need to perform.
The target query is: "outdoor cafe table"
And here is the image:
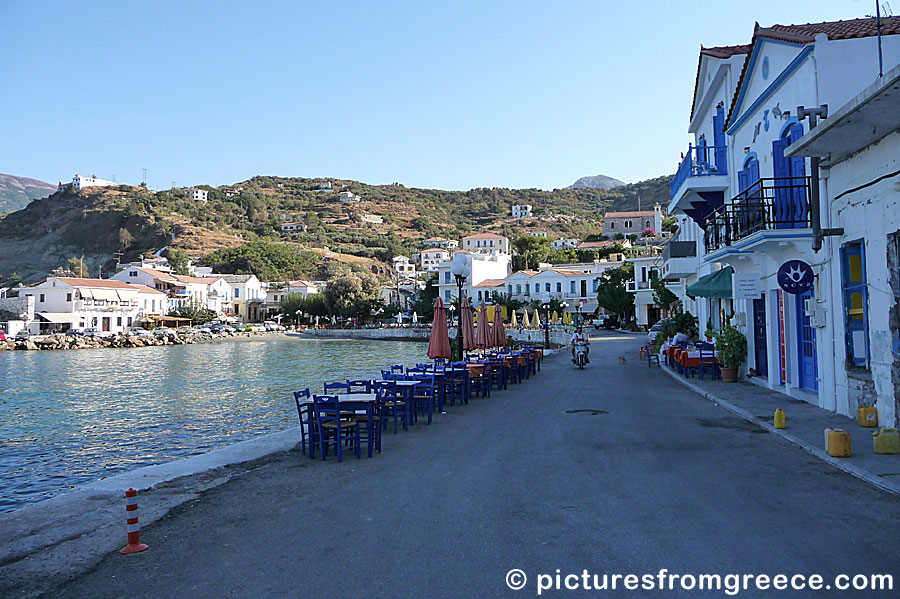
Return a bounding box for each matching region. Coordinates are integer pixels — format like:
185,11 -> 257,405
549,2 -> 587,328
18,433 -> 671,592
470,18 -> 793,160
373,380 -> 422,426
296,393 -> 378,458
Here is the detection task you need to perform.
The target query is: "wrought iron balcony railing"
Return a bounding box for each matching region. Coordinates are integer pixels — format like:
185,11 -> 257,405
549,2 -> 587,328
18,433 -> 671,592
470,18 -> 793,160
704,177 -> 812,252
670,143 -> 728,199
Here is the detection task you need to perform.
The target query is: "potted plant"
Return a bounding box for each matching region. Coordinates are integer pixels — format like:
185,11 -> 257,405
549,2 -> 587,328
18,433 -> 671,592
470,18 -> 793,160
704,318 -> 715,341
714,324 -> 747,382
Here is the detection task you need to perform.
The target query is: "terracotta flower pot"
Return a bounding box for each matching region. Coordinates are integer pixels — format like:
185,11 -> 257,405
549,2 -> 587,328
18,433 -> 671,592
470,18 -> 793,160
720,366 -> 738,382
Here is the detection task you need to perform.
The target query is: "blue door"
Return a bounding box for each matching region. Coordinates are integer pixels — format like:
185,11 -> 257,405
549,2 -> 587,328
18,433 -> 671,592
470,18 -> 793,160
796,291 -> 818,391
772,137 -> 791,228
713,106 -> 726,173
753,296 -> 768,376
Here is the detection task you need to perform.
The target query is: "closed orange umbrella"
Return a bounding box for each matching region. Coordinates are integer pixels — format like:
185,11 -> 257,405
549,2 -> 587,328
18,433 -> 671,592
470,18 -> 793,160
492,304 -> 507,348
460,297 -> 476,352
427,297 -> 451,359
475,301 -> 492,349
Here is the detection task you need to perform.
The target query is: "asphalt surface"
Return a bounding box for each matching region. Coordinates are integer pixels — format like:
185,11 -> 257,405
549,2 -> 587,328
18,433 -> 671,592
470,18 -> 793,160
31,333 -> 900,598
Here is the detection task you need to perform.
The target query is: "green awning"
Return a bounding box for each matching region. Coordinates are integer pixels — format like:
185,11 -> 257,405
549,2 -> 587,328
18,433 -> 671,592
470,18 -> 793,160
686,266 -> 733,299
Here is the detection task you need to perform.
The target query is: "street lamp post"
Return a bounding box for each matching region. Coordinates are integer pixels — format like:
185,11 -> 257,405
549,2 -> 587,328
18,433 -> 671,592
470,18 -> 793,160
450,253 -> 471,362
542,302 -> 551,349
295,310 -> 303,329
559,301 -> 569,331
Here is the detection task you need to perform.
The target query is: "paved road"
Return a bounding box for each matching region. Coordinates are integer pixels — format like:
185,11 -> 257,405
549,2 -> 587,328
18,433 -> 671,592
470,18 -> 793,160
38,334 -> 900,598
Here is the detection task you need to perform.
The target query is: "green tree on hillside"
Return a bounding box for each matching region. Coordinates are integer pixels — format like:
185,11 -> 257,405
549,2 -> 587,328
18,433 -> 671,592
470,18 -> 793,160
167,249 -> 191,275
323,271 -> 382,317
67,257 -> 89,277
512,235 -> 551,270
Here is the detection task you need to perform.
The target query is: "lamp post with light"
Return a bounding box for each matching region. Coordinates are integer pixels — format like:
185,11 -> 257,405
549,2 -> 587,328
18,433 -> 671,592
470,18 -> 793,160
541,302 -> 551,349
559,301 -> 569,331
450,253 -> 471,361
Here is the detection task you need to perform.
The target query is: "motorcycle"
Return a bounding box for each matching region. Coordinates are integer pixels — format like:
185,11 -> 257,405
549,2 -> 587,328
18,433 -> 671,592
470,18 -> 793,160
573,340 -> 588,369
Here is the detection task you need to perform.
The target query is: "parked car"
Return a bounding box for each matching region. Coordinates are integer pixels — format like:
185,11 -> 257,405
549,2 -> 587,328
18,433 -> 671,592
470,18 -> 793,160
15,330 -> 31,340
210,324 -> 226,333
647,319 -> 672,343
196,326 -> 212,334
83,328 -> 107,338
176,326 -> 194,334
66,327 -> 86,337
125,327 -> 151,336
592,315 -> 610,330
0,331 -> 6,341
153,326 -> 173,336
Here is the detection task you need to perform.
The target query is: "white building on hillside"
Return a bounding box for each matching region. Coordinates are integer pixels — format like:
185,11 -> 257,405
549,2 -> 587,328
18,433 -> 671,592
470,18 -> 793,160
551,238 -> 579,250
420,248 -> 450,272
423,238 -> 458,249
392,256 -> 416,278
186,188 -> 208,202
71,174 -> 119,191
461,232 -> 509,254
504,258 -> 626,315
512,204 -> 533,219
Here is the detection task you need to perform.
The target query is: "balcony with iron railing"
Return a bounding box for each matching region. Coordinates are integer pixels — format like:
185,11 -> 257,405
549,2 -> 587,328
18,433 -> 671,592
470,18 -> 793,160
704,177 -> 812,253
660,240 -> 698,279
669,143 -> 729,213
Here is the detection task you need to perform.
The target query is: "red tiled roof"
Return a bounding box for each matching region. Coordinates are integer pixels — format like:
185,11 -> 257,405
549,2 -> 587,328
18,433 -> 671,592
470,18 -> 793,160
133,284 -> 167,295
463,232 -> 506,240
727,17 -> 900,128
577,241 -> 622,249
604,210 -> 655,218
421,248 -> 448,254
56,277 -> 134,288
473,279 -> 506,288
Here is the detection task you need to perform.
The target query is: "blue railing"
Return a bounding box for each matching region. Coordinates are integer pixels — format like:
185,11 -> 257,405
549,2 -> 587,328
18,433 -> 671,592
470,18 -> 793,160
670,143 -> 728,199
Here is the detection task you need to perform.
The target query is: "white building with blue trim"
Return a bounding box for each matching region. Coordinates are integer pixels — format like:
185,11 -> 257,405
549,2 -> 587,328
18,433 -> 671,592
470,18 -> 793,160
665,16 -> 900,416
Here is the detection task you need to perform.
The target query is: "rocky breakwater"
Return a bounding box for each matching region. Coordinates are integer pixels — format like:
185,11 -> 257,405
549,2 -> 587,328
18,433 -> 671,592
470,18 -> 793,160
0,329 -> 267,352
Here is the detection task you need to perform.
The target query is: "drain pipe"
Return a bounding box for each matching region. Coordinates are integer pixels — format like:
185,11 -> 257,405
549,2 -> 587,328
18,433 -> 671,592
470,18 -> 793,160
797,104 -> 843,252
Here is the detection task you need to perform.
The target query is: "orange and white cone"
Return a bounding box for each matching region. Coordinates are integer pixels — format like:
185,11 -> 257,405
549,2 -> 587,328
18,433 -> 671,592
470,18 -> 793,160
120,488 -> 148,554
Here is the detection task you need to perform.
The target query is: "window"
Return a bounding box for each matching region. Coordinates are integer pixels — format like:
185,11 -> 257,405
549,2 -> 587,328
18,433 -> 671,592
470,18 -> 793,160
570,281 -> 576,293
235,288 -> 240,298
593,279 -> 599,292
478,290 -> 483,301
609,222 -> 615,229
556,282 -> 562,293
516,284 -> 521,294
127,317 -> 132,326
646,220 -> 650,227
130,270 -> 138,277
117,317 -> 122,327
444,290 -> 451,301
508,284 -> 513,294
66,293 -> 72,302
545,282 -> 550,293
444,271 -> 451,284
39,293 -> 45,302
840,241 -> 869,369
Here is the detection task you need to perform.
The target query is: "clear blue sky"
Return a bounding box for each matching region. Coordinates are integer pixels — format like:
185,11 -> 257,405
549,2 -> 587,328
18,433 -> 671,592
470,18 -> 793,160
0,0 -> 874,191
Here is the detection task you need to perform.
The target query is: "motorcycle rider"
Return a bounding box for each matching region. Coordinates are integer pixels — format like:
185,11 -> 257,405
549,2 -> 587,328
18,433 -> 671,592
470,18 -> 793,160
570,326 -> 590,364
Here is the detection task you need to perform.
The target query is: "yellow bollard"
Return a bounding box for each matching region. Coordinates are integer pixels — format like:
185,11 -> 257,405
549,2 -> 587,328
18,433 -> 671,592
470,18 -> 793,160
774,408 -> 786,429
873,428 -> 900,454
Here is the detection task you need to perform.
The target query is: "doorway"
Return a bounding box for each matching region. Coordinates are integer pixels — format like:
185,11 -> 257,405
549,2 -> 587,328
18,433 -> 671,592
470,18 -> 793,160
796,290 -> 818,391
752,296 -> 768,376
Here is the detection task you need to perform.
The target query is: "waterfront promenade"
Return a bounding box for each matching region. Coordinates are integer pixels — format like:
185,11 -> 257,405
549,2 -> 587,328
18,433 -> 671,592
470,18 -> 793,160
5,333 -> 900,598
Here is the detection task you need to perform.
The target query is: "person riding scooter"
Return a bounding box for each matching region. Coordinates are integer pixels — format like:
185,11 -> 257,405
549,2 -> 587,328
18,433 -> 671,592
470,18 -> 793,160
570,326 -> 590,364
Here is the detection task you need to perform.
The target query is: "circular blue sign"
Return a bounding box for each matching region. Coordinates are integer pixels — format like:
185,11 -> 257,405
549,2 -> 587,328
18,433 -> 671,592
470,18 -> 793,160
777,260 -> 814,294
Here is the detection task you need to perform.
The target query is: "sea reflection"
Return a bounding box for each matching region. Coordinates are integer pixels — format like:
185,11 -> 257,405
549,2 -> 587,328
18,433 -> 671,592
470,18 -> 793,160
0,337 -> 427,512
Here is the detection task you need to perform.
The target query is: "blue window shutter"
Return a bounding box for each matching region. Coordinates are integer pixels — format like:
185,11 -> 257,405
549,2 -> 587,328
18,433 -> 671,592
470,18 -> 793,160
840,242 -> 870,368
737,168 -> 750,194
713,107 -> 726,173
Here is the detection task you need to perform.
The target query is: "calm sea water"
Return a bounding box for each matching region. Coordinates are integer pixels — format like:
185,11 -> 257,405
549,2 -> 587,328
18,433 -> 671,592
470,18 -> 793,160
0,337 -> 428,513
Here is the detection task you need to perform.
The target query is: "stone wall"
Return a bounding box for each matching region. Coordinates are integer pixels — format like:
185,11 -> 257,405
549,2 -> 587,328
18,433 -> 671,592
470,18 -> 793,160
0,295 -> 34,322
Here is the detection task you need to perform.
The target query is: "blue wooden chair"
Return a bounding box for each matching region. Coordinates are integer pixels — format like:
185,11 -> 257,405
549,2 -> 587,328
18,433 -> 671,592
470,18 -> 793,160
471,362 -> 492,398
408,373 -> 435,424
311,394 -> 360,462
698,349 -> 718,380
346,379 -> 372,394
353,388 -> 382,455
324,381 -> 350,395
374,380 -> 407,433
390,364 -> 404,374
292,388 -> 315,457
644,345 -> 660,367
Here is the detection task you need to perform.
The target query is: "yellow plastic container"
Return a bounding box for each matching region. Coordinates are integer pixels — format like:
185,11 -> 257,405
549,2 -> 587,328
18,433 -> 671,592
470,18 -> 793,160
825,428 -> 852,458
857,406 -> 878,428
774,408 -> 786,429
873,428 -> 900,454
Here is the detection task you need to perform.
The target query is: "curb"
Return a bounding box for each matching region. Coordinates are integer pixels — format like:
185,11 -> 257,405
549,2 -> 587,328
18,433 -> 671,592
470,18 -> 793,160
660,366 -> 900,497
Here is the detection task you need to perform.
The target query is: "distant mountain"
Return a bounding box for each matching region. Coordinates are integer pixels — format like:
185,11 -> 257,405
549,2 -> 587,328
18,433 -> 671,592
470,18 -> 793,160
568,174 -> 626,190
0,174 -> 56,213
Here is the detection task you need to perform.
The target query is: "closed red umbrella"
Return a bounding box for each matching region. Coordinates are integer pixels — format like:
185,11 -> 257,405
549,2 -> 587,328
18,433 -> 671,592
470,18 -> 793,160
427,297 -> 451,359
492,305 -> 507,348
460,297 -> 476,352
475,301 -> 492,349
